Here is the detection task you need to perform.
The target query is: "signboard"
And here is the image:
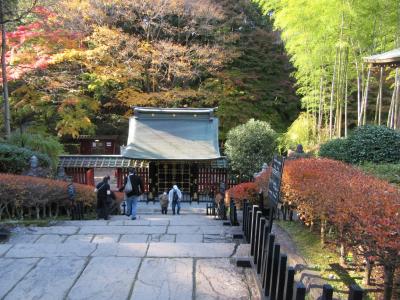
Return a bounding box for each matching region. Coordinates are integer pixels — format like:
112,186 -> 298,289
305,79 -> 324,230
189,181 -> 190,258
267,155 -> 284,207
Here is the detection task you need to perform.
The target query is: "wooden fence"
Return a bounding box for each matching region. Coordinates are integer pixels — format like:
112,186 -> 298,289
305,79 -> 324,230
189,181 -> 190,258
241,200 -> 365,300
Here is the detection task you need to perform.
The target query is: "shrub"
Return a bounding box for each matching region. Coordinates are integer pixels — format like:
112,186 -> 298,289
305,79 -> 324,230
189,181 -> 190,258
319,138 -> 349,162
0,173 -> 96,220
279,158 -> 400,298
346,125 -> 400,163
7,133 -> 64,169
226,182 -> 258,207
225,119 -> 277,179
0,143 -> 51,174
319,125 -> 400,164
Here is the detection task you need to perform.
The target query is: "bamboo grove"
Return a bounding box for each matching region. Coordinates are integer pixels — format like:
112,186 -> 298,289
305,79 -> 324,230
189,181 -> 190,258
256,0 -> 400,141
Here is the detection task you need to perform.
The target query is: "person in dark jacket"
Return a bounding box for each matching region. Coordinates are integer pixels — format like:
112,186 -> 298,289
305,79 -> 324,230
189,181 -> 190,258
95,176 -> 111,220
119,168 -> 144,220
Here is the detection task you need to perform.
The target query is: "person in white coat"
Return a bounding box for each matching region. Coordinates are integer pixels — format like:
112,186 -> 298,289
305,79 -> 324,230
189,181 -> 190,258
168,185 -> 182,215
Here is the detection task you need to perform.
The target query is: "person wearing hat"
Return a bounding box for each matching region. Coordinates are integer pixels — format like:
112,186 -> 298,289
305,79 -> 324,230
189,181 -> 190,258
168,184 -> 182,215
119,168 -> 144,220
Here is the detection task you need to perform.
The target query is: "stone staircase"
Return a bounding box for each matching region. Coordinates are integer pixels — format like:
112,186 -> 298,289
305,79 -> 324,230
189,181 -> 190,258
0,203 -> 260,300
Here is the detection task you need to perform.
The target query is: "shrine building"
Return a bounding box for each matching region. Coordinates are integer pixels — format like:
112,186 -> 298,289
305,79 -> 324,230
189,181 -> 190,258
59,107 -> 233,200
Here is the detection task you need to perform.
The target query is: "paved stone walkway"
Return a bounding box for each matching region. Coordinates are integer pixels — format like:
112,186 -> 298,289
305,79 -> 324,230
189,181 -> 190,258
0,203 -> 260,300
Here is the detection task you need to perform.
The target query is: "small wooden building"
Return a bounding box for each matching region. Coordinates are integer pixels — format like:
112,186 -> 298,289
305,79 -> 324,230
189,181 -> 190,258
77,135 -> 120,155
59,107 -> 235,200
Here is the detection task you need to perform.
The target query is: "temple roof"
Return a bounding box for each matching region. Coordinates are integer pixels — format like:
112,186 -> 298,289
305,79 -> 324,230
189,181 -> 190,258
364,48 -> 400,66
122,107 -> 221,160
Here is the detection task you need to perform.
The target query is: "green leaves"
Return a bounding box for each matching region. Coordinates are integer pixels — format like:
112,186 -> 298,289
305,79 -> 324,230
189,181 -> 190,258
319,125 -> 400,164
225,118 -> 277,178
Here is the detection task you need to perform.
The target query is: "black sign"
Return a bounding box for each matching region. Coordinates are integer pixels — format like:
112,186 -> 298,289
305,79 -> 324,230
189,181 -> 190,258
267,155 -> 284,207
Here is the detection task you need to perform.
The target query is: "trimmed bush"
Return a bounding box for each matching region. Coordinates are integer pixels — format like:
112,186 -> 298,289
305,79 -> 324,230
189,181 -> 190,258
0,173 -> 96,220
319,125 -> 400,164
225,119 -> 277,179
319,138 -> 349,162
0,143 -> 51,174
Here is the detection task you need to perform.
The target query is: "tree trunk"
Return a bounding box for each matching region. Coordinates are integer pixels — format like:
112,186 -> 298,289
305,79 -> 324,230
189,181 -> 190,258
394,267 -> 400,300
320,219 -> 326,246
383,264 -> 395,300
363,258 -> 373,285
340,243 -> 346,266
0,4 -> 11,138
35,205 -> 40,220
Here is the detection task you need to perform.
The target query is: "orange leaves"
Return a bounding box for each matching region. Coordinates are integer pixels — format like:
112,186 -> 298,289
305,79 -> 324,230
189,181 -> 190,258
280,158 -> 400,266
0,173 -> 96,213
226,182 -> 258,203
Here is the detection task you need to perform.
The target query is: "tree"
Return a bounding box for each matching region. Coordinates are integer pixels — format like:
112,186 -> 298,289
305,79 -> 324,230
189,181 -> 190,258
225,118 -> 277,179
0,0 -> 38,138
258,0 -> 400,141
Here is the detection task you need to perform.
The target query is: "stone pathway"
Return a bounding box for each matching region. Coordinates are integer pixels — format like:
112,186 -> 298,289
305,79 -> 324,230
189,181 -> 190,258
0,203 -> 260,300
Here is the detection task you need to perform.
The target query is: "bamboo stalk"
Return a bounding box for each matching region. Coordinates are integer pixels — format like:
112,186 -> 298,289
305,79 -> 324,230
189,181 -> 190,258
394,68 -> 400,129
362,67 -> 371,125
378,67 -> 384,125
329,50 -> 338,139
318,76 -> 324,141
344,71 -> 348,137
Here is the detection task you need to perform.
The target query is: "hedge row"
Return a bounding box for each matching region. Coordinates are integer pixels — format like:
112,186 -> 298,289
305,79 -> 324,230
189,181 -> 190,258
229,158 -> 400,299
0,174 -> 96,220
319,125 -> 400,164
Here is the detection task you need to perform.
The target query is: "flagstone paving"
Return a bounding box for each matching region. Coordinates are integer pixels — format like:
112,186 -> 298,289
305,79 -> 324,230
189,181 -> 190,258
0,203 -> 260,300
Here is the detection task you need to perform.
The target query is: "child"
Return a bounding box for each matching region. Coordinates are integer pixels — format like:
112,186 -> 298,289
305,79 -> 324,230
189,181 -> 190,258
159,192 -> 169,214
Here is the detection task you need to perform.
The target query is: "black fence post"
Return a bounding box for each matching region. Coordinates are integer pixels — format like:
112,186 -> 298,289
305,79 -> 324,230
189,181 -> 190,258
262,233 -> 275,291
276,254 -> 288,300
348,284 -> 363,300
260,224 -> 270,278
283,266 -> 295,300
256,217 -> 266,273
253,211 -> 262,262
321,284 -> 333,300
247,210 -> 252,243
233,204 -> 238,225
294,282 -> 306,300
250,205 -> 259,256
268,243 -> 281,299
243,200 -> 248,233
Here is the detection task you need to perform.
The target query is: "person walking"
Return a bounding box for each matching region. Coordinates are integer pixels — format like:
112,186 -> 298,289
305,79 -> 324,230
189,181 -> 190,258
168,185 -> 182,215
95,176 -> 111,220
159,191 -> 169,214
119,168 -> 144,220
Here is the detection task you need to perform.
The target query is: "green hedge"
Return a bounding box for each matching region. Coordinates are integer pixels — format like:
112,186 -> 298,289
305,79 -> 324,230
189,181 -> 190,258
319,125 -> 400,164
0,143 -> 51,174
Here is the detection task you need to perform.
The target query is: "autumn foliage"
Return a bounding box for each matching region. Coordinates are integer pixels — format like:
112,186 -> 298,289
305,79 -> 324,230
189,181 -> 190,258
281,158 -> 400,298
0,173 -> 96,220
230,158 -> 400,297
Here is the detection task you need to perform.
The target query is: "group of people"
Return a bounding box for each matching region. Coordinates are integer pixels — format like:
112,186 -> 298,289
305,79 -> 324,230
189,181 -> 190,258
94,168 -> 183,220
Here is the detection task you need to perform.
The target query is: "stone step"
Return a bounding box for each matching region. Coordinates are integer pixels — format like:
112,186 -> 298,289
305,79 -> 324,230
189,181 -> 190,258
3,242 -> 241,258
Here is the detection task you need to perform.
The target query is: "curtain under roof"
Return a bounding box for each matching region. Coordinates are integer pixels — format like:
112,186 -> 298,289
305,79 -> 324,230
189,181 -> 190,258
122,108 -> 221,160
